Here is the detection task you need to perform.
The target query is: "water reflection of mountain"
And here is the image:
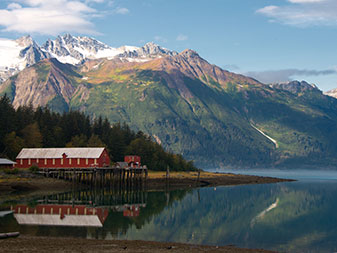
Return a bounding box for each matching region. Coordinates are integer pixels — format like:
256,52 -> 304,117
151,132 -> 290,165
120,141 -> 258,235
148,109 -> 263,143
122,182 -> 337,253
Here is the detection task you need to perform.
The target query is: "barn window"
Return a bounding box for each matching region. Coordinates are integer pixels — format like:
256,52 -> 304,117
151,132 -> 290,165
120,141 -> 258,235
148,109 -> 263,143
77,158 -> 80,165
44,159 -> 47,165
36,158 -> 39,163
52,159 -> 55,165
69,158 -> 72,165
94,158 -> 97,165
61,159 -> 63,165
20,159 -> 23,165
86,159 -> 88,165
28,159 -> 31,165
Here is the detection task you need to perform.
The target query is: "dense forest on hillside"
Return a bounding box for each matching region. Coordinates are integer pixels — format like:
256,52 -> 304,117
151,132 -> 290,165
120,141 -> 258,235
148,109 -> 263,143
0,95 -> 196,171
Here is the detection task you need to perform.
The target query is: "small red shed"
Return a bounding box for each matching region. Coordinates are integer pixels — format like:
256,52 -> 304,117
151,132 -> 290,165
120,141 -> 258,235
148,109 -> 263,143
124,155 -> 141,168
16,147 -> 110,169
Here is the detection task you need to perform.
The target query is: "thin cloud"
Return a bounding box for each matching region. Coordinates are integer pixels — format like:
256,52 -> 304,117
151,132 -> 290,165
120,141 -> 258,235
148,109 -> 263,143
176,34 -> 188,41
7,3 -> 22,9
257,0 -> 337,27
223,64 -> 240,71
0,0 -> 103,36
245,68 -> 337,84
115,7 -> 129,15
154,36 -> 167,43
86,0 -> 105,3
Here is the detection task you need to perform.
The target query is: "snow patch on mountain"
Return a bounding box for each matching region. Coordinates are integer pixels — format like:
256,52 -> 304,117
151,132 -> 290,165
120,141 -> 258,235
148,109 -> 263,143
41,34 -> 143,64
324,88 -> 337,99
0,34 -> 177,83
0,35 -> 49,83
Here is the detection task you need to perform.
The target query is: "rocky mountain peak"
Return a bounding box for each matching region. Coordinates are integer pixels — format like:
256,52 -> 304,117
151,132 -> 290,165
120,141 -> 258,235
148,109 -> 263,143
271,80 -> 321,94
180,49 -> 200,59
139,42 -> 177,57
62,33 -> 75,43
0,35 -> 49,83
15,35 -> 34,47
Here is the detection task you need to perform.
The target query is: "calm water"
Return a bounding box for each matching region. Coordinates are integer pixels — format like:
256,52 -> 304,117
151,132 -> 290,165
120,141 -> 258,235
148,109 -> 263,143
1,169 -> 337,252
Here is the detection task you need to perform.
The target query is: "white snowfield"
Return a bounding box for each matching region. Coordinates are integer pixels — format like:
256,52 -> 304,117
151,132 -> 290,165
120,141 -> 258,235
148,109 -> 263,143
251,124 -> 279,148
0,38 -> 27,70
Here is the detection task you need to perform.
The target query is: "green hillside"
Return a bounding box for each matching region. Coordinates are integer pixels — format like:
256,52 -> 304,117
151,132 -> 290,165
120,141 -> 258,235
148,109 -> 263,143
2,53 -> 337,168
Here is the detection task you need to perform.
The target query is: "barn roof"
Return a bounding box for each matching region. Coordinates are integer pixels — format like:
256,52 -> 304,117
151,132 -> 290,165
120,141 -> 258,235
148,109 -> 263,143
0,158 -> 16,165
16,148 -> 106,159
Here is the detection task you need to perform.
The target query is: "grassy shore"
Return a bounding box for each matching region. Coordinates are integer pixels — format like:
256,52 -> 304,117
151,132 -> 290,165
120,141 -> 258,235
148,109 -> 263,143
0,169 -> 293,194
1,236 -> 274,253
0,169 -> 72,193
146,170 -> 293,190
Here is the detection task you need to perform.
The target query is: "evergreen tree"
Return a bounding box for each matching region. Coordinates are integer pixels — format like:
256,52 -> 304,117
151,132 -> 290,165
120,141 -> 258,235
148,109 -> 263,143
21,122 -> 43,148
0,101 -> 196,171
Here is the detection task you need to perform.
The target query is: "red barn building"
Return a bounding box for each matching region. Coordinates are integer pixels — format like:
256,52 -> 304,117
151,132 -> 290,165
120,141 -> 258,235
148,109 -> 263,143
124,155 -> 141,168
16,148 -> 110,169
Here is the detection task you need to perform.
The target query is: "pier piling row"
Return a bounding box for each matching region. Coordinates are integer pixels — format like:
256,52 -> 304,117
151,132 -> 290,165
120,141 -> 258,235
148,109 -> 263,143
39,167 -> 148,187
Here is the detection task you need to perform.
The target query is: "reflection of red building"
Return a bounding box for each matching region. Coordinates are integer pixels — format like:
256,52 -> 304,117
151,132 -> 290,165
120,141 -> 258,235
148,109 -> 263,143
124,155 -> 141,168
16,148 -> 110,169
12,204 -> 109,227
123,205 -> 140,217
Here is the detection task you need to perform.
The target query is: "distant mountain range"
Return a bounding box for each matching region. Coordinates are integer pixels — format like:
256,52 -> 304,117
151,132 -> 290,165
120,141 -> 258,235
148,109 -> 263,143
324,88 -> 337,99
1,34 -> 337,168
0,34 -> 176,83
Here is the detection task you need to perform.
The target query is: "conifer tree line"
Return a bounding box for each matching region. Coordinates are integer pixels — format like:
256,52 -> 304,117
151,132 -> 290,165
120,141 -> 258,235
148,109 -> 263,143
0,95 -> 196,171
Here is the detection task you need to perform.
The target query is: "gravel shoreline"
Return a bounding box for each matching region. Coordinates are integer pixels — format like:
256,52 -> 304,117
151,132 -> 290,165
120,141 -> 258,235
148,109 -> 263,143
0,236 -> 274,253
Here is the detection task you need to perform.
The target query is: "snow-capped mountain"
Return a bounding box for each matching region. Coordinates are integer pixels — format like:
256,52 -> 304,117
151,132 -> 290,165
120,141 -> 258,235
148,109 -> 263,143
41,34 -> 138,65
117,42 -> 178,60
324,88 -> 337,99
0,35 -> 49,82
0,34 -> 177,83
42,34 -> 177,64
270,80 -> 320,94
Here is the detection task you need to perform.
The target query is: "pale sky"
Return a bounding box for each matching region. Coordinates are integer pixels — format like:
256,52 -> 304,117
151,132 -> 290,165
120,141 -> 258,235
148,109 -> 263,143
1,0 -> 337,91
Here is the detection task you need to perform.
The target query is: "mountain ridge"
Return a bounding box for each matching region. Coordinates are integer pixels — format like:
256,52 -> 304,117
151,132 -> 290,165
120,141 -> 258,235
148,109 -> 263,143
0,34 -> 177,85
2,34 -> 337,168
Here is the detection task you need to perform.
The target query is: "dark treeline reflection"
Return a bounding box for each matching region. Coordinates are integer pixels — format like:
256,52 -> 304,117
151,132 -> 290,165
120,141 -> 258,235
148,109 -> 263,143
2,181 -> 337,252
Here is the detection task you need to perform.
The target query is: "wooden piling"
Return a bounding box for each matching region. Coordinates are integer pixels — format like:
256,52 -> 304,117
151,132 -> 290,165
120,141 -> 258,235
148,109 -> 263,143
38,165 -> 148,189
